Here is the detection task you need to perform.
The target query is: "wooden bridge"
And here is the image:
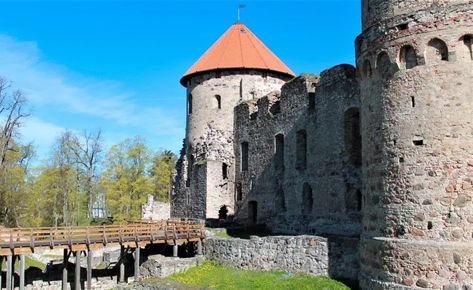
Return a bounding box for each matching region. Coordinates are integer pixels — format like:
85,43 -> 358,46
0,219 -> 205,290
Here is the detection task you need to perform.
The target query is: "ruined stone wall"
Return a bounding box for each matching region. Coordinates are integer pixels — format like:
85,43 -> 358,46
204,235 -> 359,284
171,70 -> 290,219
358,2 -> 473,289
141,195 -> 171,221
233,66 -> 361,237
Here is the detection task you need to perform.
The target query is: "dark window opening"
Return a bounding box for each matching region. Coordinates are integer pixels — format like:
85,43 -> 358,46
188,94 -> 193,115
308,93 -> 316,111
411,96 -> 416,107
427,38 -> 449,62
296,130 -> 307,170
344,108 -> 362,168
274,134 -> 284,170
362,60 -> 372,78
427,221 -> 433,230
463,35 -> 473,60
400,45 -> 418,69
186,154 -> 194,187
275,187 -> 286,212
397,23 -> 408,30
413,137 -> 424,146
269,101 -> 281,115
241,142 -> 249,172
302,183 -> 313,215
215,95 -> 222,109
222,163 -> 228,179
377,52 -> 392,77
399,157 -> 405,163
236,183 -> 242,201
346,185 -> 362,212
248,201 -> 257,224
218,205 -> 228,220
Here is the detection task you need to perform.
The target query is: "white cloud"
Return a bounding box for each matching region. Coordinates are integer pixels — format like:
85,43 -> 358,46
0,35 -> 184,157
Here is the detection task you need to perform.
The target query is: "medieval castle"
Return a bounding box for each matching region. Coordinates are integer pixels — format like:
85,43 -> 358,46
171,0 -> 473,289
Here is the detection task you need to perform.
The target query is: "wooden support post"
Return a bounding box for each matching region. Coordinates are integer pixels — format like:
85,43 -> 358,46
62,249 -> 68,290
19,255 -> 25,290
87,249 -> 92,290
173,244 -> 178,257
75,251 -> 81,290
119,246 -> 125,283
0,256 -> 3,290
134,247 -> 140,281
6,254 -> 12,290
197,239 -> 203,256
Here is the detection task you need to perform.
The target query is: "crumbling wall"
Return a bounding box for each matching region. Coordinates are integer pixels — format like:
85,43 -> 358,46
233,66 -> 361,237
141,195 -> 171,221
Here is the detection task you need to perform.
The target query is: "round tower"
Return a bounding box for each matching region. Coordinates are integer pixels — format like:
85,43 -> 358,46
175,23 -> 294,220
357,0 -> 473,289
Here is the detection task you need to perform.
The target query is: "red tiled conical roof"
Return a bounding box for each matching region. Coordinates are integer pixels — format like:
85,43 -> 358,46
181,23 -> 295,86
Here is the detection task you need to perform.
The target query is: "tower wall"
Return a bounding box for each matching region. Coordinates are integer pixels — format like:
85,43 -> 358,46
171,69 -> 289,220
358,1 -> 473,289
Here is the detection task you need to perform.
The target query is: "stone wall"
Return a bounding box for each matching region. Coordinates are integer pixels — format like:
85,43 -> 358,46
141,195 -> 170,221
233,66 -> 361,237
139,255 -> 205,279
203,235 -> 359,283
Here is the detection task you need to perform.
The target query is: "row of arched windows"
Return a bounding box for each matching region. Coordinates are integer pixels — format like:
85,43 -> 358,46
361,35 -> 473,79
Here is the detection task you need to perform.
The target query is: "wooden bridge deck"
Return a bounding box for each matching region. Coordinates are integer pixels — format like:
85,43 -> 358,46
0,219 -> 204,256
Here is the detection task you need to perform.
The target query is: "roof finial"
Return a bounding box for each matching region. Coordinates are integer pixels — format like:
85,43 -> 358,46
237,4 -> 246,23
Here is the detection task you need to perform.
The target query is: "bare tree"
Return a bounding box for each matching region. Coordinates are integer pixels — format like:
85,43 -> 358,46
0,78 -> 30,168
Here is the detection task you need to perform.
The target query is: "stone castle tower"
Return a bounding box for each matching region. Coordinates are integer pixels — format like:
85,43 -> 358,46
172,23 -> 294,220
357,0 -> 473,288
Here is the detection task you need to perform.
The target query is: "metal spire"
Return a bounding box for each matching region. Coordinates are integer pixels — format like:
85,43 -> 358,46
237,4 -> 246,23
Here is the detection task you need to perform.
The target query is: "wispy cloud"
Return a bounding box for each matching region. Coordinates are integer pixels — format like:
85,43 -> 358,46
0,35 -> 184,157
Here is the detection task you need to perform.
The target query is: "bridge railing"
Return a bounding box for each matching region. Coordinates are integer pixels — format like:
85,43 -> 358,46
0,219 -> 204,252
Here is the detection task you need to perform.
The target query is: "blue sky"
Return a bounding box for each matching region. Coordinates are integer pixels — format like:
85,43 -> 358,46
0,0 -> 361,161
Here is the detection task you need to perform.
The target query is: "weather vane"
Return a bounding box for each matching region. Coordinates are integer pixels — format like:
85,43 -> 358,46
238,4 -> 246,23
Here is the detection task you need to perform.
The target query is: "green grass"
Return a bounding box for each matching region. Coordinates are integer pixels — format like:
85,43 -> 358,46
1,256 -> 45,270
213,229 -> 231,239
167,262 -> 349,290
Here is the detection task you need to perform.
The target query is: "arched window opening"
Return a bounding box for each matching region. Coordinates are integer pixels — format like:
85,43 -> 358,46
462,35 -> 473,60
214,95 -> 222,109
377,52 -> 392,77
362,60 -> 372,78
427,38 -> 449,62
274,134 -> 284,170
236,183 -> 242,201
346,186 -> 362,212
186,154 -> 194,187
188,94 -> 193,115
302,183 -> 313,215
275,187 -> 286,212
296,130 -> 307,170
269,101 -> 281,115
308,93 -> 316,111
248,201 -> 258,224
399,45 -> 418,69
218,205 -> 228,220
344,108 -> 362,168
241,142 -> 249,172
222,163 -> 228,179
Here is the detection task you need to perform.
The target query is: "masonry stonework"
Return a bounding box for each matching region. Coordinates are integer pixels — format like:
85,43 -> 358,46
358,1 -> 473,289
172,2 -> 473,288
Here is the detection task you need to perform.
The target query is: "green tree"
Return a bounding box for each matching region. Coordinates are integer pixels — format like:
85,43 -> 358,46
101,137 -> 153,223
150,150 -> 176,202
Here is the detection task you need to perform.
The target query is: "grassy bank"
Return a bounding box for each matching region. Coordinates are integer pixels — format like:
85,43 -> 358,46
166,262 -> 349,290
